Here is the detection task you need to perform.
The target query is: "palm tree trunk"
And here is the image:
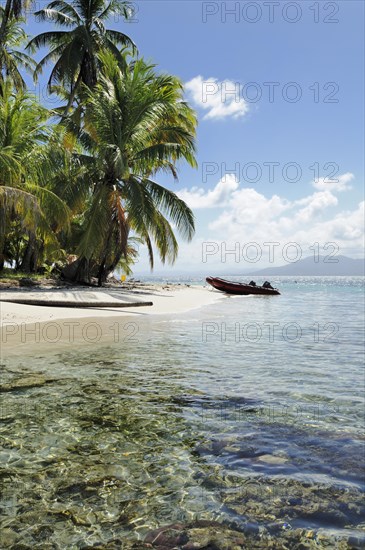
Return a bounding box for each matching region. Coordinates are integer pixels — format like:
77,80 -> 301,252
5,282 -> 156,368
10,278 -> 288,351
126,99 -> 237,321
0,203 -> 5,270
19,231 -> 38,273
61,53 -> 97,118
0,0 -> 12,90
97,224 -> 114,286
1,297 -> 153,307
0,0 -> 12,45
101,248 -> 126,284
62,70 -> 83,117
0,0 -> 29,41
61,257 -> 92,284
97,222 -> 130,286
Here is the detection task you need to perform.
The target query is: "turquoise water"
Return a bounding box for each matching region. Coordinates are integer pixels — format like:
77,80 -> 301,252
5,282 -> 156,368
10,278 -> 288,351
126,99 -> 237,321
0,277 -> 364,548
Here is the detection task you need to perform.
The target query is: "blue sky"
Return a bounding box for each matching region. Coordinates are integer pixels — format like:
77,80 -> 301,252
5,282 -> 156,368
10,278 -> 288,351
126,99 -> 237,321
24,1 -> 364,273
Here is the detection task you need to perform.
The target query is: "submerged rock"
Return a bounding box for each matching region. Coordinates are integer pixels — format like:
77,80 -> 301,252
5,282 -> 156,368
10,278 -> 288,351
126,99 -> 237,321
144,522 -> 188,547
0,376 -> 57,392
257,454 -> 288,464
139,521 -> 365,550
143,521 -> 247,549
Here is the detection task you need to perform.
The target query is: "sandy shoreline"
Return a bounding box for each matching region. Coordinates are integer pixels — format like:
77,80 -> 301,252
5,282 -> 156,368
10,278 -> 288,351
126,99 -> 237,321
0,284 -> 222,324
0,283 -> 223,352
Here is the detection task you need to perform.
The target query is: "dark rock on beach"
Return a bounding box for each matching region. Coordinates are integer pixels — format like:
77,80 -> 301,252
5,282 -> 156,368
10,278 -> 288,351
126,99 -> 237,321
18,277 -> 41,287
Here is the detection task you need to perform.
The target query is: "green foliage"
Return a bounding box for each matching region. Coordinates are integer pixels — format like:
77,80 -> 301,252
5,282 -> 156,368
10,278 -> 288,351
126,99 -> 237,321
0,82 -> 70,270
0,8 -> 35,91
0,2 -> 198,281
72,51 -> 196,279
27,0 -> 135,113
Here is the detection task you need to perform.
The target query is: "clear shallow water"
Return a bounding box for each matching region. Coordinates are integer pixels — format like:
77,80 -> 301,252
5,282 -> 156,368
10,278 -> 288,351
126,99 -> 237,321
0,277 -> 364,548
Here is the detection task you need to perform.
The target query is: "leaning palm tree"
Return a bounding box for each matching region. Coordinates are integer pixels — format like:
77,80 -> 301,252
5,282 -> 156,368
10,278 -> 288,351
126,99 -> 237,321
62,52 -> 197,284
27,0 -> 136,113
0,81 -> 69,270
0,9 -> 35,91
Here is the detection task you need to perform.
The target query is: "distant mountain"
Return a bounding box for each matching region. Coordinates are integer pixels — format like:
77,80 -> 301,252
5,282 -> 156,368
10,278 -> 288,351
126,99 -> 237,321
250,256 -> 364,276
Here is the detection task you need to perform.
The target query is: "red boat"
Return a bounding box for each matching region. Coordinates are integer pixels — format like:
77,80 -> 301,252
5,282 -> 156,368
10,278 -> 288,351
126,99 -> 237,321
206,276 -> 280,295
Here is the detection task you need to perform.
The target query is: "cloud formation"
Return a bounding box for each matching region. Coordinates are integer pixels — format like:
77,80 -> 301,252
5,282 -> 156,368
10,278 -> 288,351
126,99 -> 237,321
185,76 -> 249,120
177,174 -> 239,208
312,172 -> 354,193
176,172 -> 364,262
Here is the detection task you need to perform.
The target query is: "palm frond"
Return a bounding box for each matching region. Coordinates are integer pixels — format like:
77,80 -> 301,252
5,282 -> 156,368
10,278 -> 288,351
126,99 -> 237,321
144,178 -> 195,241
27,30 -> 70,51
43,0 -> 82,22
34,8 -> 77,26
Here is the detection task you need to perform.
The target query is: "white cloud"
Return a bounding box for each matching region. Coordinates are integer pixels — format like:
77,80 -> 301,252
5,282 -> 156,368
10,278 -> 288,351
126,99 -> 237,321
174,173 -> 364,267
319,201 -> 365,241
293,191 -> 338,223
185,75 -> 249,121
133,173 -> 363,273
177,174 -> 239,208
207,179 -> 360,243
312,172 -> 354,192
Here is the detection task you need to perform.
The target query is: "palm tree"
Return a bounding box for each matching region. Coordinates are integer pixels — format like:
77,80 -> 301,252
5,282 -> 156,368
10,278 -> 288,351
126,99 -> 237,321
0,0 -> 32,44
0,9 -> 35,91
62,52 -> 197,284
0,81 -> 69,270
27,0 -> 136,113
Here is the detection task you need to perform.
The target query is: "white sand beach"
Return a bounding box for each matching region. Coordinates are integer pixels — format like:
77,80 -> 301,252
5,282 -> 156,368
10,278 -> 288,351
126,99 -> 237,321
0,284 -> 224,352
0,285 -> 222,325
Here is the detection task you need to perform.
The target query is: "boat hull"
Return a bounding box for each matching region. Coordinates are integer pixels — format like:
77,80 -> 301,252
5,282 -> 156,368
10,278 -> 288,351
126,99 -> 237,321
206,277 -> 280,295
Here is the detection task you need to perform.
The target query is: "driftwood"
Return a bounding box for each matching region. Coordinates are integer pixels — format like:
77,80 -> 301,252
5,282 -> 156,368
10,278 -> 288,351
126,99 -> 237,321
0,298 -> 153,308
